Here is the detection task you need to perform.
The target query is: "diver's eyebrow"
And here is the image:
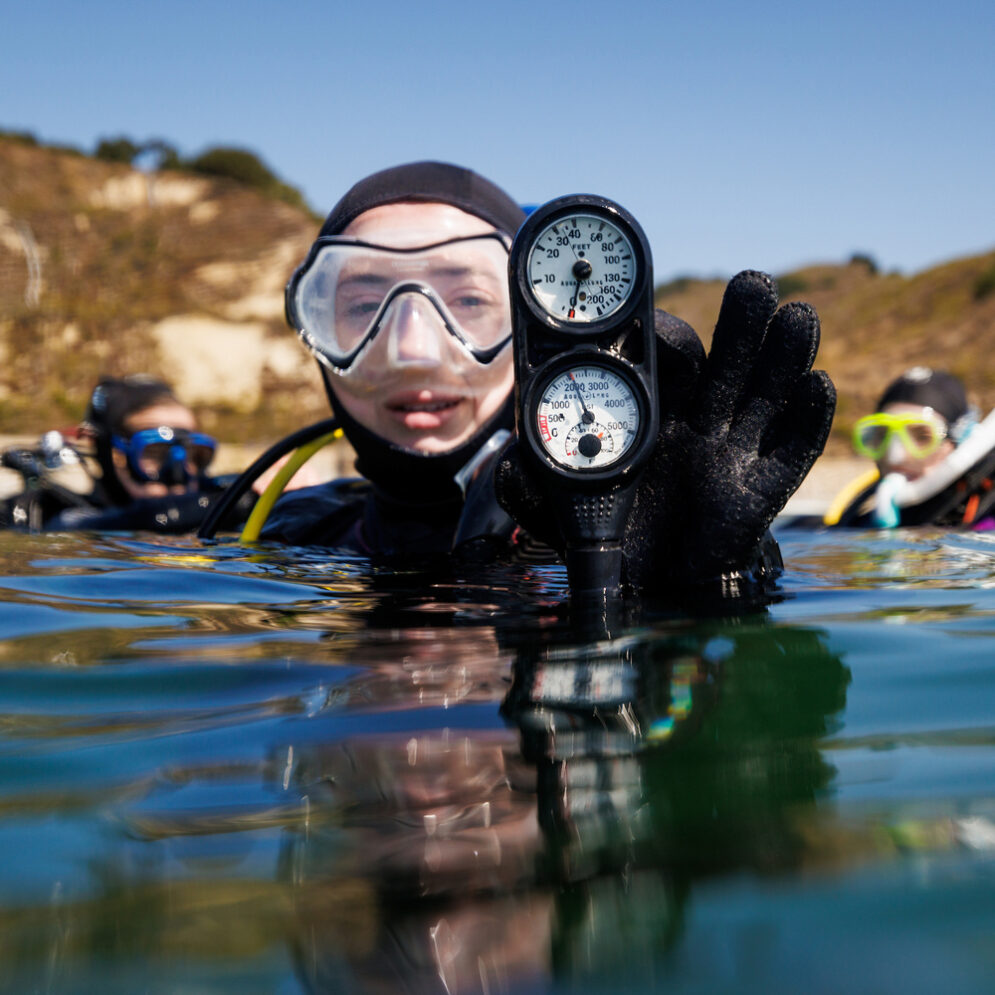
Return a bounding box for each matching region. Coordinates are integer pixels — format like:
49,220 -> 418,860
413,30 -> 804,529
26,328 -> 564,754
428,264 -> 500,281
336,272 -> 392,289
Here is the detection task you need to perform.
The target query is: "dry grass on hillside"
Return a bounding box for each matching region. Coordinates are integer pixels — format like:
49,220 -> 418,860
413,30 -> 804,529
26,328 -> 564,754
657,251 -> 995,455
0,139 -> 326,440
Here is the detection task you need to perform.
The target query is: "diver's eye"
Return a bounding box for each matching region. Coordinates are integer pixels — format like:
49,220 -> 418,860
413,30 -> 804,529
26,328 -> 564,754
906,424 -> 939,448
452,295 -> 488,309
339,299 -> 384,330
346,300 -> 381,318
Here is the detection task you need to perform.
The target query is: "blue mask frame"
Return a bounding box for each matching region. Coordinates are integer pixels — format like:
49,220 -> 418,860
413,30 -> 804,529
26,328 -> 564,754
111,427 -> 216,484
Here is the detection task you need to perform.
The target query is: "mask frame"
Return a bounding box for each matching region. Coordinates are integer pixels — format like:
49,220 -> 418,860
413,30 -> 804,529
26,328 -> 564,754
286,233 -> 513,376
112,427 -> 216,484
852,409 -> 948,460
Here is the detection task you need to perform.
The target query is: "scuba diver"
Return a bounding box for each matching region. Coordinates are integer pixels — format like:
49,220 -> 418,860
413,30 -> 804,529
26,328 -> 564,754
825,367 -> 995,528
0,375 -> 255,533
236,160 -> 836,599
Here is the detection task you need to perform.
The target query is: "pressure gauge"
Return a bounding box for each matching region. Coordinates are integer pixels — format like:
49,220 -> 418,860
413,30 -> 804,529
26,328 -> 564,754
534,363 -> 643,471
526,214 -> 637,323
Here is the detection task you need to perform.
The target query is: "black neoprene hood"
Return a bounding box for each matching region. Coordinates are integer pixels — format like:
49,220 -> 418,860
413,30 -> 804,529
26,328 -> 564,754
317,161 -> 526,239
877,368 -> 968,425
84,376 -> 180,438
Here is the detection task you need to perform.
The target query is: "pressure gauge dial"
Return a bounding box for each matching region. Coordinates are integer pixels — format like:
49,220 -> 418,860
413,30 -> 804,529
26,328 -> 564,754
534,363 -> 642,471
526,214 -> 636,323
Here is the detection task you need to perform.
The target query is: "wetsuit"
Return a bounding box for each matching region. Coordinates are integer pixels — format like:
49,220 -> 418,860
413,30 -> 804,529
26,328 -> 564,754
0,475 -> 255,535
259,443 -> 784,605
260,443 -> 516,558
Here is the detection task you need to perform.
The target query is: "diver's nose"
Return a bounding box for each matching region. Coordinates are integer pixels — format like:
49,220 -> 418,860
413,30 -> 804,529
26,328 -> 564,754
883,435 -> 908,470
385,294 -> 444,367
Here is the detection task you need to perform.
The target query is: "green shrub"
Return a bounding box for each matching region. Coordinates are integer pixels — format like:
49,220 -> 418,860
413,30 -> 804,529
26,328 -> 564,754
849,252 -> 879,275
185,147 -> 279,188
0,128 -> 39,146
183,146 -> 307,209
137,140 -> 181,171
95,136 -> 140,164
973,264 -> 995,301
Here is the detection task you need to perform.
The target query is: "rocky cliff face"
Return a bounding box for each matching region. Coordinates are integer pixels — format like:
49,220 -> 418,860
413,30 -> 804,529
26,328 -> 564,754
0,138 -> 328,441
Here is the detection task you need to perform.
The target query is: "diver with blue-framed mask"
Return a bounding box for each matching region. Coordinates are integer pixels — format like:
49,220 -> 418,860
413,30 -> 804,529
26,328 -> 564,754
0,375 -> 256,533
240,160 -> 836,601
826,367 -> 995,529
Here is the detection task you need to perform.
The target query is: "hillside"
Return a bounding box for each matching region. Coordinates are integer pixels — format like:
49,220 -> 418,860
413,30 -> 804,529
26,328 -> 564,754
0,137 -> 326,441
2,137 -> 994,453
656,252 -> 995,453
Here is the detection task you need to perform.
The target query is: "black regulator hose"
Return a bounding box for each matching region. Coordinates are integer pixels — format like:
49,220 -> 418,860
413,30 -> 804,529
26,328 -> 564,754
197,417 -> 340,540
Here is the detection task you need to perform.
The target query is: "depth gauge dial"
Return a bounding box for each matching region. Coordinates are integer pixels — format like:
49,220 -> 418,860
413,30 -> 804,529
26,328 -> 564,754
526,214 -> 636,323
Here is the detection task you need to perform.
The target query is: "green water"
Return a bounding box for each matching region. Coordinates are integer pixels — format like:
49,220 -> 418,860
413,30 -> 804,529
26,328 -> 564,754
0,526 -> 994,993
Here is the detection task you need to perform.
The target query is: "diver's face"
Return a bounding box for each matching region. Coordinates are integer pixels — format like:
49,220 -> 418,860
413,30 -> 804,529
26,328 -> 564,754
113,401 -> 200,499
330,203 -> 514,454
877,403 -> 955,480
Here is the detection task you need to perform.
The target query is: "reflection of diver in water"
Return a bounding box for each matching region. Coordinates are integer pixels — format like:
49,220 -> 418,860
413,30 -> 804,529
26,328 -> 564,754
278,603 -> 850,993
826,368 -> 995,529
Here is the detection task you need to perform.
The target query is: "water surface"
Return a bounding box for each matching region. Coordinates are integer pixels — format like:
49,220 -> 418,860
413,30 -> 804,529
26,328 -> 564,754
1,526 -> 994,993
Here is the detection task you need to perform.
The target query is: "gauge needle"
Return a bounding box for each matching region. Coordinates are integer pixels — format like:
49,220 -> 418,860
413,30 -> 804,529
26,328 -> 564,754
568,373 -> 595,423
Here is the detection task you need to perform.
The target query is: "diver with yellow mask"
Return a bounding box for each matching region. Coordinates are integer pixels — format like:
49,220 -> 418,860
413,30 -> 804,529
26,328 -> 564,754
827,367 -> 995,528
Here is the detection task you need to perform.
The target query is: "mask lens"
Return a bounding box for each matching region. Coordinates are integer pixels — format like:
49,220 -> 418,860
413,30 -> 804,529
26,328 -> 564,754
118,429 -> 216,482
903,421 -> 942,457
137,442 -> 172,479
854,421 -> 889,457
292,234 -> 511,368
853,412 -> 946,461
187,439 -> 216,472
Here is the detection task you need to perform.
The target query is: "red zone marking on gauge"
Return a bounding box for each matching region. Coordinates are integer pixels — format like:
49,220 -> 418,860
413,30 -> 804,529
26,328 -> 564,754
538,414 -> 551,442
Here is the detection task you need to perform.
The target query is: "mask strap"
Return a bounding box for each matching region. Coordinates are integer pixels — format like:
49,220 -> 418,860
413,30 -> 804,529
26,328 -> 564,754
950,406 -> 980,445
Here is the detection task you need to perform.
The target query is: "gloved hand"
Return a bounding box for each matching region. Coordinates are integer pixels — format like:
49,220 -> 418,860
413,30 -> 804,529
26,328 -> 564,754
497,270 -> 836,594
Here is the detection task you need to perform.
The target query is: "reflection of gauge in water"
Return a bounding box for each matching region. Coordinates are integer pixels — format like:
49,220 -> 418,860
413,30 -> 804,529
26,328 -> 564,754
526,213 -> 636,323
534,364 -> 642,470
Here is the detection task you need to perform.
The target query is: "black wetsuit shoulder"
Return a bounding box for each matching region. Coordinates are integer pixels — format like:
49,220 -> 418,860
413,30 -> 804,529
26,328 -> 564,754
36,476 -> 253,534
259,478 -> 372,550
260,471 -> 522,559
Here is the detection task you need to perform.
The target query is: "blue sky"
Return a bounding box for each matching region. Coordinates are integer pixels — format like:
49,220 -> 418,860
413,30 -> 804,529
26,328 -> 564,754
3,0 -> 993,281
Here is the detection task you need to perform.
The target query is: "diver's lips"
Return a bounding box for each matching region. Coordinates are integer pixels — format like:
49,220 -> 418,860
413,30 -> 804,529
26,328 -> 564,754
385,392 -> 464,430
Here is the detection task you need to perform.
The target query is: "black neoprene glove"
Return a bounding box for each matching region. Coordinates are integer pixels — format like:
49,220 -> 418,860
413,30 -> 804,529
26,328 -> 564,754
496,270 -> 836,594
